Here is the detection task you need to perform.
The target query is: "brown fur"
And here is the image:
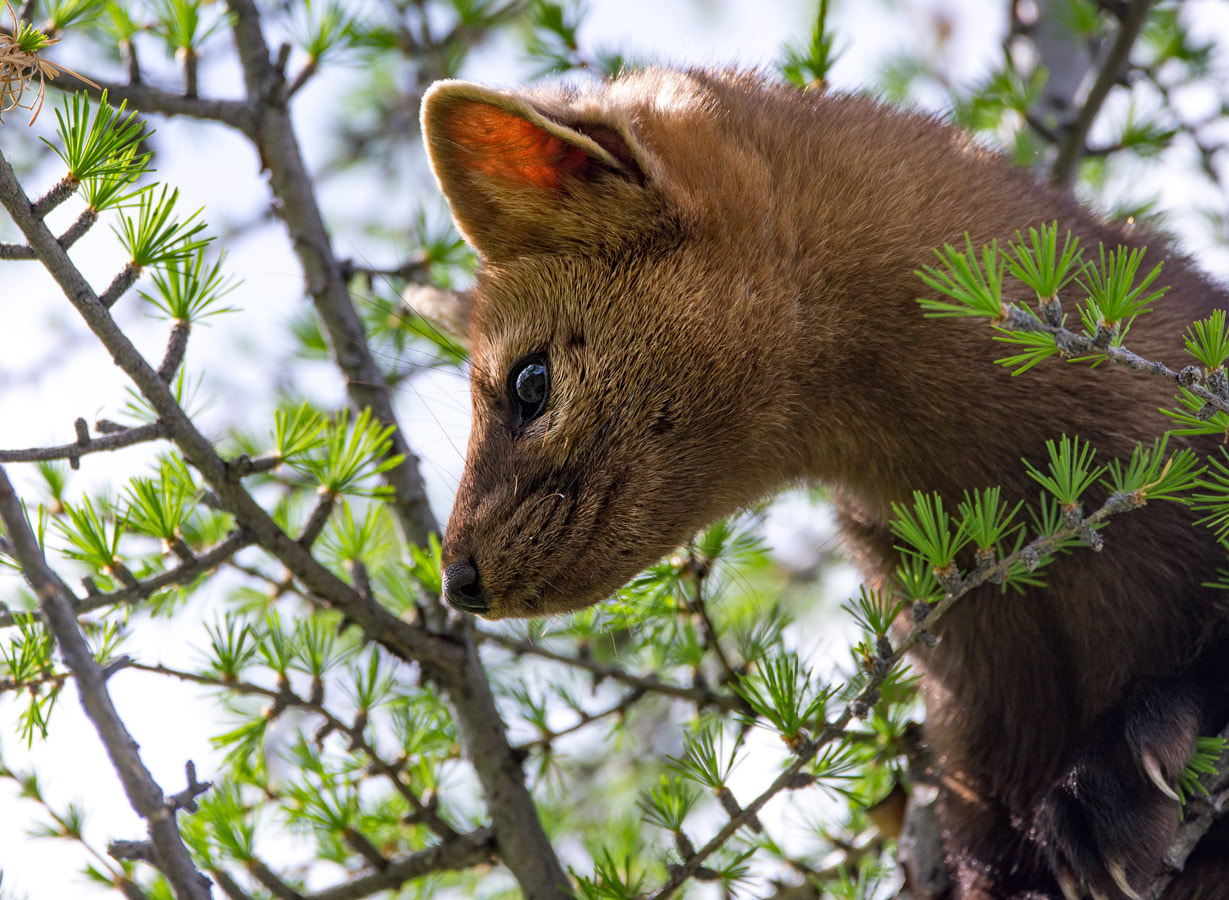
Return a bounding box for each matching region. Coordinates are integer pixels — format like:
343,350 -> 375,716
421,69 -> 1229,899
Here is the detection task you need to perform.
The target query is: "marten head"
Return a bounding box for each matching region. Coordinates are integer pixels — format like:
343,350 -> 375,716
420,75 -> 807,619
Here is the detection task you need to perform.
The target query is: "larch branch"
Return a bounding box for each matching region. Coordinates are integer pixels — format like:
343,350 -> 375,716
0,465 -> 213,900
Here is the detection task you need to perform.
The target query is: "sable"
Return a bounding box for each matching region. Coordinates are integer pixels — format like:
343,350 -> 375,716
422,68 -> 1229,899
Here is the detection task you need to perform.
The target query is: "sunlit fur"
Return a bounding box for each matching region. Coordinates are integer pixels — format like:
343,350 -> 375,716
423,69 -> 1229,898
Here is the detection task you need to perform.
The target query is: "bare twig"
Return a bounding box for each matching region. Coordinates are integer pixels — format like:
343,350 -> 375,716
50,70 -> 257,132
0,421 -> 164,464
305,827 -> 496,900
479,630 -> 746,713
166,761 -> 211,813
1049,0 -> 1154,186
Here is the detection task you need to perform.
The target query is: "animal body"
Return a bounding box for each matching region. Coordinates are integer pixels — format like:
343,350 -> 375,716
419,68 -> 1229,899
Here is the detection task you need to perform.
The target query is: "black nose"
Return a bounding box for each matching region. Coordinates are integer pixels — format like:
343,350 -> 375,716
441,559 -> 489,614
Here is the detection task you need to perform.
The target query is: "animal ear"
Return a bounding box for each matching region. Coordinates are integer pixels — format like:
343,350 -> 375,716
402,284 -> 471,350
421,80 -> 653,258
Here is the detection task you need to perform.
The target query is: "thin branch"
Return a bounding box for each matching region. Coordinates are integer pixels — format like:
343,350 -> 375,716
210,869 -> 254,900
515,686 -> 647,753
120,38 -> 141,84
0,207 -> 97,259
221,0 -> 437,552
0,240 -> 35,259
649,486 -> 1178,898
0,147 -> 464,678
1050,0 -> 1154,186
101,261 -> 141,309
297,493 -> 335,548
0,527 -> 254,628
132,661 -> 460,841
684,559 -> 741,687
285,60 -> 316,99
0,667 -> 67,694
247,859 -> 303,900
479,630 -> 746,713
220,6 -> 571,896
166,760 -> 212,813
182,49 -> 198,100
0,421 -> 164,464
0,465 -> 212,900
1147,721 -> 1229,899
304,827 -> 496,900
342,828 -> 388,872
1000,305 -> 1229,416
50,70 -> 257,133
343,252 -> 429,283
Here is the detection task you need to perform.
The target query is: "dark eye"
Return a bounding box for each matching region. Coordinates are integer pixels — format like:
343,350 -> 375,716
508,355 -> 550,424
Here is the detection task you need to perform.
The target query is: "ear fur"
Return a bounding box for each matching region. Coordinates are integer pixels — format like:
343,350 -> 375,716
421,80 -> 657,258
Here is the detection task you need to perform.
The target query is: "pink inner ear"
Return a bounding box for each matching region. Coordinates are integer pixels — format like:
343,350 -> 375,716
445,100 -> 591,190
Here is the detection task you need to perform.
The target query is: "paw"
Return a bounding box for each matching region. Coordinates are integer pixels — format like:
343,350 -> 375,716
1034,682 -> 1202,900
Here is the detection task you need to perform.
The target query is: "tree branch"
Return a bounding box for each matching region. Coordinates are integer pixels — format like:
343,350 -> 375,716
305,827 -> 496,900
0,421 -> 165,464
218,5 -> 573,895
446,619 -> 573,898
480,630 -> 745,712
1049,0 -> 1154,187
0,207 -> 97,259
221,0 -> 437,552
50,70 -> 257,133
133,661 -> 460,841
0,465 -> 213,900
0,147 -> 464,678
1000,304 -> 1229,417
0,527 -> 254,629
649,485 -> 1184,898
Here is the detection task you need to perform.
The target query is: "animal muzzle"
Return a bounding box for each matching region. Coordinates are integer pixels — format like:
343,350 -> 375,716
441,558 -> 490,614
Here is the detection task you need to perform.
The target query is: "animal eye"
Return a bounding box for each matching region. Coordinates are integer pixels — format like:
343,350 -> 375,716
508,355 -> 550,423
